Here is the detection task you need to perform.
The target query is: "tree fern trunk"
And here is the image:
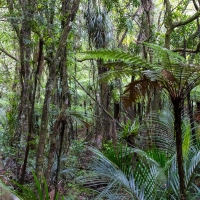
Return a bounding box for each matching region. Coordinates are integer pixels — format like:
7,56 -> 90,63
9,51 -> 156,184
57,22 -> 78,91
187,93 -> 196,143
172,97 -> 186,199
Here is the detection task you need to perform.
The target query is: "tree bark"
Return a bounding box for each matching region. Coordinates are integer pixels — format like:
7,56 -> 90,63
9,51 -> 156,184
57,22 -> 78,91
20,39 -> 44,184
187,93 -> 196,143
7,0 -> 35,183
35,0 -> 80,177
97,59 -> 111,141
171,97 -> 186,200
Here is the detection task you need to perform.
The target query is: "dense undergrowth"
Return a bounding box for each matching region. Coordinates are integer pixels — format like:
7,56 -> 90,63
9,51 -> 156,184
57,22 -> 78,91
1,108 -> 200,200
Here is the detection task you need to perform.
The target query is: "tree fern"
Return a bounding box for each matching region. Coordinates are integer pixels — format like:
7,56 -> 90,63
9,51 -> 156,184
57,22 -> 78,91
143,42 -> 185,64
98,67 -> 133,83
79,49 -> 152,69
77,44 -> 200,199
122,77 -> 158,107
79,44 -> 200,104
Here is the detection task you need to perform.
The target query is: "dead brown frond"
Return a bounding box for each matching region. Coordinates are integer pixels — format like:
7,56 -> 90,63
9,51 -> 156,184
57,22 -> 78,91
161,69 -> 176,83
122,76 -> 158,108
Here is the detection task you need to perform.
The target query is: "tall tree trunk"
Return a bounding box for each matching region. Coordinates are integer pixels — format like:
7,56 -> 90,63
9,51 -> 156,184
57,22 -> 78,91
20,39 -> 44,184
171,97 -> 186,200
7,0 -> 35,183
35,0 -> 80,177
97,59 -> 111,141
187,92 -> 196,143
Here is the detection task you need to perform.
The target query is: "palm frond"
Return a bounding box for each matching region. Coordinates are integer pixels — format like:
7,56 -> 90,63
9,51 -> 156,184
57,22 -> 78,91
141,108 -> 176,155
182,118 -> 192,159
169,169 -> 180,198
185,143 -> 200,188
103,144 -> 134,178
77,147 -> 157,200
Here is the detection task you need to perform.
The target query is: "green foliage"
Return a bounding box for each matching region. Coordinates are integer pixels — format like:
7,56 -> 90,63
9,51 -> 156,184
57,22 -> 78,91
76,107 -> 200,199
67,109 -> 92,128
191,85 -> 200,101
103,143 -> 134,177
121,119 -> 139,139
79,49 -> 152,69
79,43 -> 200,109
13,173 -> 63,200
78,141 -> 200,199
112,87 -> 120,102
77,146 -> 161,199
98,65 -> 133,83
182,120 -> 192,159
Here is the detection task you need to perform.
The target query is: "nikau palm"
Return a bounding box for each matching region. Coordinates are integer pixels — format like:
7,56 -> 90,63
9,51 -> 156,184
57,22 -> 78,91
77,111 -> 200,199
78,43 -> 200,199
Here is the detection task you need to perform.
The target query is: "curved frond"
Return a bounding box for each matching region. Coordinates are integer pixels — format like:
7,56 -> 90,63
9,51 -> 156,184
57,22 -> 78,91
67,110 -> 92,128
144,43 -> 185,64
185,144 -> 200,188
78,49 -> 151,69
98,67 -> 133,83
122,77 -> 158,107
77,147 -> 157,200
141,108 -> 176,155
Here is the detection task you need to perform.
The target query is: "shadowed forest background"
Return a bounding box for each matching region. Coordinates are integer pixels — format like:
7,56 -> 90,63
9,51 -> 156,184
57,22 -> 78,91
0,0 -> 200,199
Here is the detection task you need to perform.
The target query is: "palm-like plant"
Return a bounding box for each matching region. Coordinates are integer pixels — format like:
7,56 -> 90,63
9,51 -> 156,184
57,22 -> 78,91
77,146 -> 158,200
78,43 -> 200,198
77,109 -> 200,199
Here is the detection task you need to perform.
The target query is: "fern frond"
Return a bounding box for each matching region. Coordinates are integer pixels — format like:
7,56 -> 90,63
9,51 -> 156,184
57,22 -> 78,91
122,76 -> 158,107
67,110 -> 92,128
144,43 -> 185,64
79,49 -> 151,69
98,68 -> 133,83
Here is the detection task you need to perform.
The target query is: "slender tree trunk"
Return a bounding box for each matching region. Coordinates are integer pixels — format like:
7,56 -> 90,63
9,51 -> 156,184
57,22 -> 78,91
98,59 -> 111,140
171,97 -> 186,199
114,103 -> 120,122
6,0 -> 35,183
20,39 -> 44,184
152,87 -> 161,111
44,103 -> 68,181
187,92 -> 196,143
35,0 -> 80,178
54,120 -> 66,199
36,75 -> 55,176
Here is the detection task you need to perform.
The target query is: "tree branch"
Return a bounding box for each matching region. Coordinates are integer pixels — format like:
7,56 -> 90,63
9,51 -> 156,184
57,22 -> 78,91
172,10 -> 200,29
0,47 -> 18,61
52,0 -> 80,65
173,47 -> 200,53
118,7 -> 141,47
164,0 -> 173,27
193,0 -> 199,10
